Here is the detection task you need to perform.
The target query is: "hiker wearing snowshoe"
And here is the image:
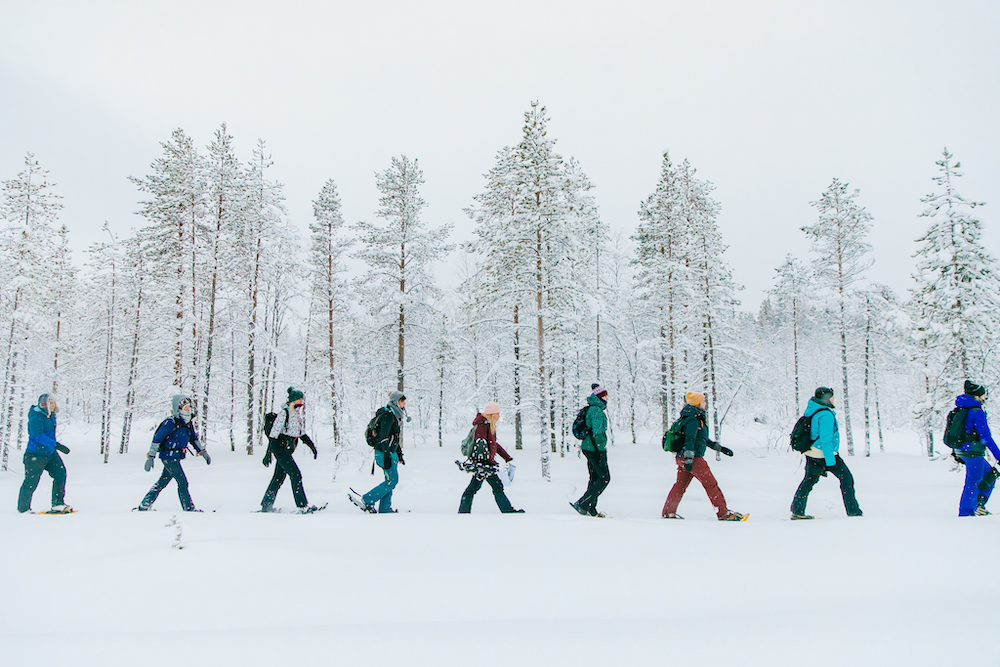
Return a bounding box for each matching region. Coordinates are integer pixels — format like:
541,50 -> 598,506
18,393 -> 72,514
457,402 -> 522,513
951,381 -> 998,517
361,391 -> 407,513
138,395 -> 210,512
571,386 -> 611,517
661,392 -> 745,521
789,387 -> 862,520
260,387 -> 318,513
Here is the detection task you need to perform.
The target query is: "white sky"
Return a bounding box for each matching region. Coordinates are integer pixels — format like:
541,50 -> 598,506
2,0 -> 999,310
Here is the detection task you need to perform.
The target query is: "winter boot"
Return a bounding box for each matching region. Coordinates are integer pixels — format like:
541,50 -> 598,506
720,511 -> 748,522
49,504 -> 74,514
791,513 -> 815,520
569,501 -> 588,516
974,506 -> 992,516
662,512 -> 684,519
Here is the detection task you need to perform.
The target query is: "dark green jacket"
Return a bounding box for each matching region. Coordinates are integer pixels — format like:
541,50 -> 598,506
581,394 -> 608,452
678,403 -> 722,459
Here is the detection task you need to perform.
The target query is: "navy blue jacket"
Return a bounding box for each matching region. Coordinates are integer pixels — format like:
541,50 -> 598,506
152,418 -> 201,461
955,394 -> 999,459
27,405 -> 58,456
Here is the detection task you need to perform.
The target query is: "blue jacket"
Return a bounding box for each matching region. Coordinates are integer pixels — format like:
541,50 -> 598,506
954,394 -> 999,459
581,394 -> 608,452
805,398 -> 839,466
152,417 -> 201,461
26,405 -> 58,456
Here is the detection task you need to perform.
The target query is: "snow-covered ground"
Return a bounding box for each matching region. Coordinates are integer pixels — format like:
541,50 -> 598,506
2,419 -> 997,666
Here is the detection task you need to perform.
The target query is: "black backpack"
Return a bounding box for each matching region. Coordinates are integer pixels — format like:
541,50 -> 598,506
365,407 -> 392,448
571,406 -> 591,440
943,407 -> 980,448
790,408 -> 830,453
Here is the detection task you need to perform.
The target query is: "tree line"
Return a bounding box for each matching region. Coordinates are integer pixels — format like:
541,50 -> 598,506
2,103 -> 998,475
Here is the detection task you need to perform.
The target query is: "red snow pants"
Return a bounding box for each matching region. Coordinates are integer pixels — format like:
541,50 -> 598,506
662,456 -> 728,518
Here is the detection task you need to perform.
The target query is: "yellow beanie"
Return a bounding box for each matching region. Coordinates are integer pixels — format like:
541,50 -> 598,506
685,392 -> 705,406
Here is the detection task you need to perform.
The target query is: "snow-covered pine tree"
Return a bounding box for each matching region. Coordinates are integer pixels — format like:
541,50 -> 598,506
119,235 -> 146,454
129,129 -> 208,392
308,179 -> 351,445
633,152 -> 694,432
0,153 -> 64,468
353,155 -> 453,397
768,254 -> 815,414
910,148 -> 1000,455
84,224 -> 122,462
802,178 -> 873,456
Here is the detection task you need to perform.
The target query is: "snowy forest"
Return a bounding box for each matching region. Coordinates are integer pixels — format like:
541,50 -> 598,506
2,101 -> 998,476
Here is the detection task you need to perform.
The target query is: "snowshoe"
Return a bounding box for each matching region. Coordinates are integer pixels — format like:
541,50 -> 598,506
569,501 -> 589,516
974,506 -> 992,516
720,511 -> 749,522
791,513 -> 816,520
132,506 -> 154,512
348,488 -> 376,514
40,505 -> 76,514
662,513 -> 684,519
296,503 -> 328,515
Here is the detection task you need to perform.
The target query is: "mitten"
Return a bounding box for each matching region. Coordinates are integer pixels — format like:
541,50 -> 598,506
201,451 -> 212,465
398,451 -> 405,466
144,456 -> 154,472
56,443 -> 70,454
682,451 -> 695,472
720,446 -> 734,457
383,451 -> 392,469
262,451 -> 272,467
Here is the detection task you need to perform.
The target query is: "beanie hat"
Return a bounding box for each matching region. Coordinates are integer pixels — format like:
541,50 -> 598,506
591,383 -> 600,390
592,386 -> 608,399
287,387 -> 304,404
483,401 -> 501,416
685,391 -> 705,406
814,387 -> 834,400
965,380 -> 987,397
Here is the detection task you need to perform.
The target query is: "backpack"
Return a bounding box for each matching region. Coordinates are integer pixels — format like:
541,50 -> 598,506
943,407 -> 980,448
662,416 -> 686,453
789,408 -> 830,453
460,426 -> 477,457
571,406 -> 591,440
365,407 -> 392,448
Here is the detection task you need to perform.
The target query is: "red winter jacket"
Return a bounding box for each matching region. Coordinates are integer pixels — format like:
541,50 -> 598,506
473,413 -> 512,465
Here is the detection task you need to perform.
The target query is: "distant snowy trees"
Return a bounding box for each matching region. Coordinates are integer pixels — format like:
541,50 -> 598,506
1,124 -> 998,475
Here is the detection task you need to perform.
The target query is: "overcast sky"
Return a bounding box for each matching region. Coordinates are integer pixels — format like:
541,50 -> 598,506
2,0 -> 999,310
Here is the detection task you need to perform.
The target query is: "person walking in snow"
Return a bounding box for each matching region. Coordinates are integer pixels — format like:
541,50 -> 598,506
357,391 -> 407,513
789,387 -> 862,520
457,401 -> 522,513
137,395 -> 211,512
571,385 -> 612,517
951,381 -> 998,517
260,387 -> 319,513
662,391 -> 746,521
17,393 -> 73,514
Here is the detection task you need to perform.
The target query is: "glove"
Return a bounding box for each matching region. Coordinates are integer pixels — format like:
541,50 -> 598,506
398,451 -> 405,466
720,446 -> 734,457
144,456 -> 154,472
262,451 -> 272,467
383,451 -> 392,469
682,451 -> 695,472
302,435 -> 317,459
201,450 -> 212,465
56,443 -> 70,454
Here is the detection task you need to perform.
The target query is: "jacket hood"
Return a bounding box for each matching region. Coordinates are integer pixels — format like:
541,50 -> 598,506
804,397 -> 834,417
587,393 -> 607,409
680,403 -> 704,419
171,395 -> 193,420
473,412 -> 488,425
956,394 -> 984,409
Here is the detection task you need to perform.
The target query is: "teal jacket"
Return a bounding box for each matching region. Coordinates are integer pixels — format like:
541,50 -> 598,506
804,398 -> 839,466
581,394 -> 608,452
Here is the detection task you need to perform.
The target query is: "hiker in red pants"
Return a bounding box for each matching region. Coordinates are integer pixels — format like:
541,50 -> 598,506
662,392 -> 746,521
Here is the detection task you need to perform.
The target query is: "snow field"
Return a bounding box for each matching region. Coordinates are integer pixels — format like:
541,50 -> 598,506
1,420 -> 997,666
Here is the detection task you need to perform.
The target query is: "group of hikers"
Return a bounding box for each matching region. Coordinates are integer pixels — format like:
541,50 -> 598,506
14,380 -> 998,520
